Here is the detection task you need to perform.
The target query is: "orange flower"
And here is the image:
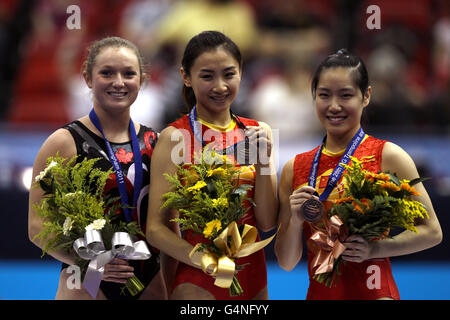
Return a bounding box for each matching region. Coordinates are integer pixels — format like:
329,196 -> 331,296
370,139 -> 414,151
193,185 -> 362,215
180,165 -> 199,187
334,196 -> 353,204
380,181 -> 400,192
352,201 -> 364,214
376,173 -> 390,181
400,182 -> 420,196
364,172 -> 376,182
365,171 -> 390,182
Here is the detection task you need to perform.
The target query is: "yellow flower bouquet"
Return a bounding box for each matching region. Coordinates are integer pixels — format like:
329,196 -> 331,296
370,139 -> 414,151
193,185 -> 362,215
161,146 -> 274,296
311,155 -> 429,287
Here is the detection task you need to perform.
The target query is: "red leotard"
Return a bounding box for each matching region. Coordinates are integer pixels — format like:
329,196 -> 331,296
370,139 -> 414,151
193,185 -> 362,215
292,135 -> 400,300
169,114 -> 268,300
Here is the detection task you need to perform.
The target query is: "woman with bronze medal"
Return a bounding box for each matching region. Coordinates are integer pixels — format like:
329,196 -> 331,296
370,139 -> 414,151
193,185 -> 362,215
275,49 -> 442,299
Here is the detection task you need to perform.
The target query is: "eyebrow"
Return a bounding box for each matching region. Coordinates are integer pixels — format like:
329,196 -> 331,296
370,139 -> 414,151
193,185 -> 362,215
99,65 -> 137,70
199,66 -> 237,73
317,87 -> 355,92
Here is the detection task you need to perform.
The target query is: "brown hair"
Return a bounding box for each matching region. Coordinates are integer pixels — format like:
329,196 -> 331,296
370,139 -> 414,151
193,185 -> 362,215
83,36 -> 145,83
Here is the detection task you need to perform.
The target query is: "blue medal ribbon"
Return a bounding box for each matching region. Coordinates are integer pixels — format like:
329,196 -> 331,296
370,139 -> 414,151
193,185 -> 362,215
309,127 -> 365,201
89,108 -> 143,223
188,105 -> 248,156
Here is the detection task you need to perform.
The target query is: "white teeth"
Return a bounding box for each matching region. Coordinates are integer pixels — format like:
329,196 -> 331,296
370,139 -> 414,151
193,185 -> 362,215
211,95 -> 227,101
328,117 -> 345,121
109,92 -> 127,97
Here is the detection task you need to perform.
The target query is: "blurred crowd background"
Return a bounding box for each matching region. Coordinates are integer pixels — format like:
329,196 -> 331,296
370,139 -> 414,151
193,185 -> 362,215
0,0 -> 449,264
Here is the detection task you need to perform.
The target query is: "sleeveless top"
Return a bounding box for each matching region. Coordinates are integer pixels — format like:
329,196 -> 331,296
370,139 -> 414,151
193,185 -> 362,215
62,120 -> 160,300
168,114 -> 268,299
292,135 -> 400,300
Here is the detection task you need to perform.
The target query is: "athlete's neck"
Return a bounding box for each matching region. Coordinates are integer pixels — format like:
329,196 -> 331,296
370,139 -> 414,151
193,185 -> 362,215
88,106 -> 137,143
325,126 -> 361,153
196,105 -> 232,128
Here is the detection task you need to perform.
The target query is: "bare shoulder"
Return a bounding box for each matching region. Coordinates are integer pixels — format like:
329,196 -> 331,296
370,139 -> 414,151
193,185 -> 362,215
34,128 -> 77,170
282,157 -> 295,176
256,121 -> 272,132
381,141 -> 419,179
158,126 -> 181,142
280,157 -> 295,190
155,126 -> 185,151
153,126 -> 185,166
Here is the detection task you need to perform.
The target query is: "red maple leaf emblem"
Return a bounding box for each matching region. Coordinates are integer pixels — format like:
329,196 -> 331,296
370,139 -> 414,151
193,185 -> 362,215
115,147 -> 134,164
142,131 -> 156,158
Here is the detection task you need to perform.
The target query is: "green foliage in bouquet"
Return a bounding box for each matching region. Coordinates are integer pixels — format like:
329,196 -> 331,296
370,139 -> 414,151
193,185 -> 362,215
330,155 -> 429,238
161,146 -> 254,296
313,155 -> 429,287
32,154 -> 145,295
161,147 -> 253,239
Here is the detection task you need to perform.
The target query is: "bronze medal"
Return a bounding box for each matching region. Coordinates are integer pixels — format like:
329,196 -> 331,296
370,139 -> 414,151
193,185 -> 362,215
301,198 -> 324,223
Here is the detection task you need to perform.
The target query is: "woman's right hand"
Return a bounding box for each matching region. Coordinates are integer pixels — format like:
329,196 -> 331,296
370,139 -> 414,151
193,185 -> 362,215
289,186 -> 319,224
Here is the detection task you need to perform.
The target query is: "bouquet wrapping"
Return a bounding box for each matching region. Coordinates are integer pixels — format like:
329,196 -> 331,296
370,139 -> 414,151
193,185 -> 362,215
162,146 -> 275,296
32,154 -> 151,298
310,155 -> 429,287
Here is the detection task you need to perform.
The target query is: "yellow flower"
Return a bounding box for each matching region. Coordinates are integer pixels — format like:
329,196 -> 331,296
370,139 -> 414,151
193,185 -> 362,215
212,197 -> 228,208
400,199 -> 428,219
186,181 -> 207,193
203,219 -> 222,239
207,167 -> 227,178
222,155 -> 232,164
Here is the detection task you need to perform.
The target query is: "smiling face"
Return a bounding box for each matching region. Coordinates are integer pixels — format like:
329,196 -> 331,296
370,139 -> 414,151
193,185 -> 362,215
181,47 -> 241,120
84,46 -> 142,113
314,67 -> 371,141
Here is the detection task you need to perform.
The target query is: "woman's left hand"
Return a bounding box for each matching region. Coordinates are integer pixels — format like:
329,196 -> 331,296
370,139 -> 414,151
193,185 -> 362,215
342,235 -> 372,263
245,125 -> 272,167
102,258 -> 134,284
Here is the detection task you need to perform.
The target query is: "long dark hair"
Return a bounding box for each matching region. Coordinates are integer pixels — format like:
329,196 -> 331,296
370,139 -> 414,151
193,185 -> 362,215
181,31 -> 243,110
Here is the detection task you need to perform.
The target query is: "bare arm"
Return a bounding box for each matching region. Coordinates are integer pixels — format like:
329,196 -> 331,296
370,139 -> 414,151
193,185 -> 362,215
28,128 -> 77,265
370,142 -> 442,257
249,121 -> 278,232
344,142 -> 443,262
274,158 -> 320,271
146,127 -> 200,268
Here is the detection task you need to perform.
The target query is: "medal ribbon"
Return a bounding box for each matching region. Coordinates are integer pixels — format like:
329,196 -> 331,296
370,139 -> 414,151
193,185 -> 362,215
308,127 -> 365,201
188,105 -> 248,156
89,108 -> 143,223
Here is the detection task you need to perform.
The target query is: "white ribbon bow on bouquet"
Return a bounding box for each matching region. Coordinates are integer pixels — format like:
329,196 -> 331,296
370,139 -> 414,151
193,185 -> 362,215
73,230 -> 151,298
